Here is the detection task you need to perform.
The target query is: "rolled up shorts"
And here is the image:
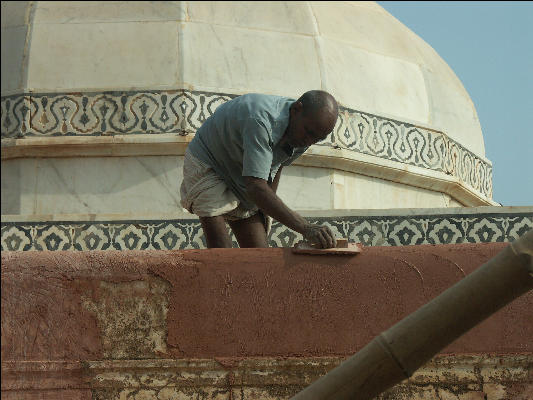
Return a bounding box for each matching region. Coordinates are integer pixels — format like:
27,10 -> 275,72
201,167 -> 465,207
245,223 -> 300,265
180,148 -> 258,222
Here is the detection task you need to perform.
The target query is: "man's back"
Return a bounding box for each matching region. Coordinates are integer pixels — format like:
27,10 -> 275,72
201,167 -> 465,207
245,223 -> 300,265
180,89 -> 339,249
187,93 -> 301,209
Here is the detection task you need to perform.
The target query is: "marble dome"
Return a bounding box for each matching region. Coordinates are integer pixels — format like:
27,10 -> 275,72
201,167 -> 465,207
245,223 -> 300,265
2,1 -> 485,154
1,1 -> 495,219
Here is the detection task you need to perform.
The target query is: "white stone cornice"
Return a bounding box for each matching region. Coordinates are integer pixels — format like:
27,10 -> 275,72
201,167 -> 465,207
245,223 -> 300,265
2,133 -> 496,207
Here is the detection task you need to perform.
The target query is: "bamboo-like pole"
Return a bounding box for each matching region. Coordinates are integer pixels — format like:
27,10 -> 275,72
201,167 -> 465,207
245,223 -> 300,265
291,230 -> 533,400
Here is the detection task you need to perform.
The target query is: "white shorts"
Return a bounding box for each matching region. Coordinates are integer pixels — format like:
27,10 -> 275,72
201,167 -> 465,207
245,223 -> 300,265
180,148 -> 258,221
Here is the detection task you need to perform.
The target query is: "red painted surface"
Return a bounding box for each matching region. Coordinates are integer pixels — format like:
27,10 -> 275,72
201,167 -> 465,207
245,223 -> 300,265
2,243 -> 532,362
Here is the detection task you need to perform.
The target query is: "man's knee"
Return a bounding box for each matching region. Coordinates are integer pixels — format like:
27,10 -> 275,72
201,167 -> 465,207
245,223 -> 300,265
228,213 -> 269,248
199,216 -> 232,248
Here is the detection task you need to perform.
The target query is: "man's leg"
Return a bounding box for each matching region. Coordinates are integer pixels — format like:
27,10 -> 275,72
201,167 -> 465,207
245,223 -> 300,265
199,216 -> 233,248
228,212 -> 269,248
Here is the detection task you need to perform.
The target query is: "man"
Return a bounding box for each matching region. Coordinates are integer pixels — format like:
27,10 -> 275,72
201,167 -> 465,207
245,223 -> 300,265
180,90 -> 338,249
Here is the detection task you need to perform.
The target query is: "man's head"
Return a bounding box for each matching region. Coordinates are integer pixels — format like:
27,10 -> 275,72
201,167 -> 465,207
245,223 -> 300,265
285,90 -> 338,148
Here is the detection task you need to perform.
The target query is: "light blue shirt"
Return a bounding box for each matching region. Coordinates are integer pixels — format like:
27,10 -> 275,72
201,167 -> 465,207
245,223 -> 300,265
187,93 -> 308,210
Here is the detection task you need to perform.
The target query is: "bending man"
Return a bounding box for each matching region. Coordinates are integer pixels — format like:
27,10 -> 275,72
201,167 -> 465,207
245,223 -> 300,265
180,90 -> 338,249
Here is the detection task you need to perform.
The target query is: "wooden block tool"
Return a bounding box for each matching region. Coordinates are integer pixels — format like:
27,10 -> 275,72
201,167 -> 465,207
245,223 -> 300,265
292,238 -> 362,255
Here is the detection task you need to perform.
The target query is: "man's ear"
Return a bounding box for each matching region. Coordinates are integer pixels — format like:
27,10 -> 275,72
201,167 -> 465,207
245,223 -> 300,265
291,101 -> 303,115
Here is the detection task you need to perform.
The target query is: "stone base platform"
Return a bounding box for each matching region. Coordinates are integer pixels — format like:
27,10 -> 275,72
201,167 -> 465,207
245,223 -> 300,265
2,355 -> 532,400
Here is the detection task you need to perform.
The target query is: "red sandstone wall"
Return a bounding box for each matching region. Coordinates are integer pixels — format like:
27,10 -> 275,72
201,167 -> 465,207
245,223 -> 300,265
2,243 -> 532,363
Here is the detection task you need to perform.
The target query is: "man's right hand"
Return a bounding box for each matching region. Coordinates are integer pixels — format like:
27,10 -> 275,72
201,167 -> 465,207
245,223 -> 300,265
302,223 -> 337,249
245,177 -> 337,249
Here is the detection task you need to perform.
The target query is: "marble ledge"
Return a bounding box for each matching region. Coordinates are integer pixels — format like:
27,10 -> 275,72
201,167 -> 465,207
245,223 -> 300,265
1,133 -> 191,147
3,206 -> 532,224
1,134 -> 192,160
296,147 -> 497,207
1,212 -> 197,223
2,136 -> 494,206
0,84 -> 198,97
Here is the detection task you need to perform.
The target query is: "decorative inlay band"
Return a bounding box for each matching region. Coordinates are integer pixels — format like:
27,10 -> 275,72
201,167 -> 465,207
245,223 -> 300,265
1,90 -> 492,198
2,212 -> 530,252
331,107 -> 493,198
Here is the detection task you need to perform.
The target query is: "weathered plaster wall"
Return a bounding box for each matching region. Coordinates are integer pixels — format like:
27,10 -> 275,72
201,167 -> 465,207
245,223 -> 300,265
2,243 -> 532,399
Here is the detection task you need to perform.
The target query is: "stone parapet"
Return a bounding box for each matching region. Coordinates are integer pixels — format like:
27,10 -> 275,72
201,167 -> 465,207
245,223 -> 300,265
1,244 -> 532,399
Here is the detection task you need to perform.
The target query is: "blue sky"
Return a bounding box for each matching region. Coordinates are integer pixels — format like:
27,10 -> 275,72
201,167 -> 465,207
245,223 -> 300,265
379,1 -> 533,206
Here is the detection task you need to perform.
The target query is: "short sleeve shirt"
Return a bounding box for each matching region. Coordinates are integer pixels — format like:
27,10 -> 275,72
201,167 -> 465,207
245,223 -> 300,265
187,93 -> 308,210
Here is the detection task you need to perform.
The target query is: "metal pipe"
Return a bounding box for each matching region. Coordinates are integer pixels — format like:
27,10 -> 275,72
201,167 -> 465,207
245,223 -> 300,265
291,230 -> 533,400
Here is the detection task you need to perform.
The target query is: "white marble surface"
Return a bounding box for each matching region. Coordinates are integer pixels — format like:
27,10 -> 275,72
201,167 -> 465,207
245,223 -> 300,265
277,166 -> 333,210
448,198 -> 463,208
27,21 -> 180,91
1,26 -> 27,94
2,154 -> 473,216
2,131 -> 496,209
1,1 -> 492,213
0,1 -> 29,28
1,157 -> 22,215
297,145 -> 496,206
182,22 -> 321,96
187,1 -> 315,34
1,1 -> 488,157
330,169 -> 456,209
2,156 -> 187,215
33,1 -> 186,24
322,38 -> 429,125
7,206 -> 530,223
311,2 -> 424,65
277,165 -> 459,210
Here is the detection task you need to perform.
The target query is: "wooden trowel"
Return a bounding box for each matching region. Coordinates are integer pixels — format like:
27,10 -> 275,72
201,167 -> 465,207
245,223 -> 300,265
292,238 -> 362,255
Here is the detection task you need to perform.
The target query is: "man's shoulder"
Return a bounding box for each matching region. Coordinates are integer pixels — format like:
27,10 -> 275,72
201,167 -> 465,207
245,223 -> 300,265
234,93 -> 293,117
239,93 -> 290,103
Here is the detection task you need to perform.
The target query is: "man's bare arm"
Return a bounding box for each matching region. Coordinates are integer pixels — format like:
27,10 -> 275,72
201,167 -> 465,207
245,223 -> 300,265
245,176 -> 336,248
269,166 -> 283,194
